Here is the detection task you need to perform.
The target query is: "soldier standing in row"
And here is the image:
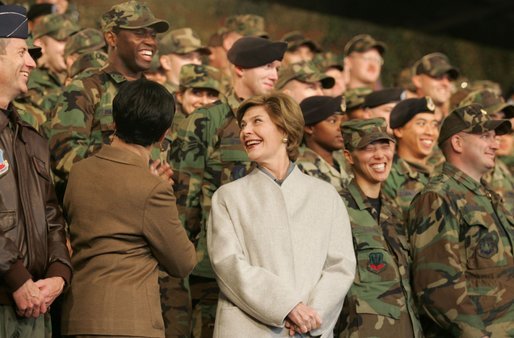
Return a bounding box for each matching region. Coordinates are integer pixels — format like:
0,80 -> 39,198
337,118 -> 422,337
408,104 -> 513,337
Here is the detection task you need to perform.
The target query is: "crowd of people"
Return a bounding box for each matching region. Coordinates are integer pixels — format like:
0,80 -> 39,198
0,0 -> 513,338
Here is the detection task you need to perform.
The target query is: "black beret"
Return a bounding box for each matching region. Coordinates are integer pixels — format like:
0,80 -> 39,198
300,95 -> 344,125
27,4 -> 54,22
363,88 -> 404,109
0,5 -> 29,39
227,36 -> 287,69
390,97 -> 436,129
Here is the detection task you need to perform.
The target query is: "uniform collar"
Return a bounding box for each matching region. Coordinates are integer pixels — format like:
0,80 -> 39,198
395,156 -> 430,178
443,162 -> 488,196
94,144 -> 148,169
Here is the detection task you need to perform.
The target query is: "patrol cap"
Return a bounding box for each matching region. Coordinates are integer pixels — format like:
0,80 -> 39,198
32,13 -> 80,40
158,27 -> 210,55
342,117 -> 395,151
0,5 -> 29,39
363,88 -> 404,109
438,104 -> 512,146
458,90 -> 514,119
281,31 -> 321,53
101,0 -> 169,33
344,34 -> 386,56
344,87 -> 373,112
275,61 -> 335,90
227,36 -> 286,69
69,50 -> 108,78
224,14 -> 268,38
313,51 -> 344,71
413,52 -> 459,80
389,97 -> 436,129
179,64 -> 221,93
27,4 -> 54,22
64,28 -> 105,58
300,95 -> 345,125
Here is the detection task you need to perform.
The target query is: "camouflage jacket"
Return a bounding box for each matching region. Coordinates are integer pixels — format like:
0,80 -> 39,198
26,67 -> 64,120
48,63 -> 128,182
296,146 -> 351,194
169,92 -> 253,279
407,163 -> 514,338
483,158 -> 514,215
499,154 -> 513,175
337,180 -> 422,338
382,156 -> 431,222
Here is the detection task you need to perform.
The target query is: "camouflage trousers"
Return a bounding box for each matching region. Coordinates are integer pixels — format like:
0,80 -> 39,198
159,269 -> 192,338
189,276 -> 219,338
0,304 -> 51,338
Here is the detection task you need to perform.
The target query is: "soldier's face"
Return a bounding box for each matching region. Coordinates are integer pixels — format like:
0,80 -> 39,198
0,38 -> 36,104
393,113 -> 439,160
368,102 -> 398,134
166,52 -> 202,80
305,114 -> 345,152
115,27 -> 157,73
322,68 -> 346,97
281,79 -> 323,103
239,105 -> 287,164
283,46 -> 314,66
241,60 -> 281,96
458,130 -> 499,175
345,140 -> 394,185
38,36 -> 67,74
415,74 -> 451,106
347,49 -> 382,85
177,88 -> 219,115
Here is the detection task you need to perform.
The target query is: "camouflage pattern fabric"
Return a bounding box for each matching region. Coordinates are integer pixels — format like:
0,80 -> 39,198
25,67 -> 64,122
0,305 -> 52,338
69,50 -> 109,80
407,162 -> 514,337
344,87 -> 373,112
336,180 -> 422,338
275,60 -> 333,90
31,13 -> 80,41
179,64 -> 221,93
163,81 -> 179,95
100,0 -> 169,33
499,154 -> 514,175
159,268 -> 192,338
295,145 -> 351,193
412,52 -> 459,80
189,277 -> 219,338
425,144 -> 445,174
13,98 -> 44,131
484,158 -> 514,215
64,28 -> 106,58
344,34 -> 386,56
382,156 -> 431,222
223,14 -> 267,37
158,27 -> 210,55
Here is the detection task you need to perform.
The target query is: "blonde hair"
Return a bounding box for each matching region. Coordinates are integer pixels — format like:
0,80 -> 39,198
237,92 -> 305,161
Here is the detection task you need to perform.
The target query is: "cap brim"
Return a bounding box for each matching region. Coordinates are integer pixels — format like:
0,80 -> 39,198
496,103 -> 514,119
29,47 -> 42,60
320,75 -> 335,89
120,19 -> 170,33
483,119 -> 512,135
434,65 -> 459,80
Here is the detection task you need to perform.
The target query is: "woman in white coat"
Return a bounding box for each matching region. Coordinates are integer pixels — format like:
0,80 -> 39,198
207,92 -> 356,337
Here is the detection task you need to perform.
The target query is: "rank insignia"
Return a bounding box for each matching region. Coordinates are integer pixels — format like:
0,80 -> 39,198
367,252 -> 386,273
0,149 -> 9,177
477,232 -> 499,258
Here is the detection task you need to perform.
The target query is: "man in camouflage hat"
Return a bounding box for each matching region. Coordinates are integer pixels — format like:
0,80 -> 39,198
382,97 -> 439,220
314,51 -> 346,97
411,52 -> 459,118
48,0 -> 169,199
344,87 -> 373,120
63,27 -> 106,83
336,118 -> 422,338
170,36 -> 285,338
343,34 -> 386,90
408,104 -> 513,337
19,13 -> 79,125
296,95 -> 351,193
457,89 -> 514,214
281,30 -> 321,66
0,5 -> 72,338
276,60 -> 334,103
158,27 -> 211,93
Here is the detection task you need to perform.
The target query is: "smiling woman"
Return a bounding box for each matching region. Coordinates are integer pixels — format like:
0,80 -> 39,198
207,92 -> 356,337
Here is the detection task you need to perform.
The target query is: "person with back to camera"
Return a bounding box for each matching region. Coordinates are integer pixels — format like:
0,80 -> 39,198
207,92 -> 356,337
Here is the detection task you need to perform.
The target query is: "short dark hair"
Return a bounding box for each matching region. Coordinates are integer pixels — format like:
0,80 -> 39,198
113,78 -> 175,146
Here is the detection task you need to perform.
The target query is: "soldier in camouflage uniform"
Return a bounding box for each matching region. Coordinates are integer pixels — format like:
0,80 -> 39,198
158,27 -> 211,94
343,34 -> 386,90
68,50 -> 108,81
313,51 -> 346,97
280,30 -> 322,66
457,89 -> 514,215
408,104 -> 513,337
170,36 -> 286,338
296,95 -> 351,193
344,87 -> 373,120
336,118 -> 422,338
276,60 -> 335,103
382,97 -> 439,221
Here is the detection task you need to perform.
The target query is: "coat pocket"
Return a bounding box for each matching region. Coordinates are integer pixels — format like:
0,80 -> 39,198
0,210 -> 16,233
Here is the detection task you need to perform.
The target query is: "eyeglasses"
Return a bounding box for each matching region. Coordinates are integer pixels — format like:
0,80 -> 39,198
353,55 -> 384,65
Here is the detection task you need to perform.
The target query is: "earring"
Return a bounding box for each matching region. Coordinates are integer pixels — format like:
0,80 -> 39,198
282,137 -> 288,144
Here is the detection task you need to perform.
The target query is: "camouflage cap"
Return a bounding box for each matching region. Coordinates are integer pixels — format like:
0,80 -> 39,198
158,27 -> 210,55
32,13 -> 80,40
276,61 -> 335,90
179,64 -> 221,93
389,97 -> 435,129
468,80 -> 502,96
458,89 -> 514,119
438,104 -> 512,146
64,28 -> 105,58
101,0 -> 169,33
224,14 -> 268,38
344,34 -> 386,56
281,31 -> 321,53
344,87 -> 373,112
342,117 -> 395,151
69,50 -> 108,78
313,51 -> 344,71
413,52 -> 459,80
